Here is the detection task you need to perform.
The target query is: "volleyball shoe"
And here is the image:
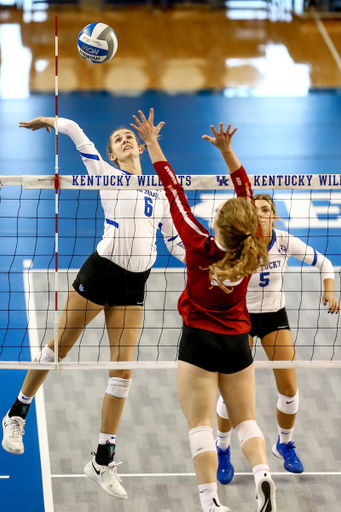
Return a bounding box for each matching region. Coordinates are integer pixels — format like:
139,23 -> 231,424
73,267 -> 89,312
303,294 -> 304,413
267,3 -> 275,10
216,440 -> 234,484
272,437 -> 304,473
1,411 -> 25,455
256,476 -> 276,512
84,442 -> 127,500
2,411 -> 25,455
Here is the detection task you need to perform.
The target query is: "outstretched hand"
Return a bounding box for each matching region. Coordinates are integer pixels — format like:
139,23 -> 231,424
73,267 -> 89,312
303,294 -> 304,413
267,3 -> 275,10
19,117 -> 51,132
202,122 -> 237,151
131,108 -> 165,145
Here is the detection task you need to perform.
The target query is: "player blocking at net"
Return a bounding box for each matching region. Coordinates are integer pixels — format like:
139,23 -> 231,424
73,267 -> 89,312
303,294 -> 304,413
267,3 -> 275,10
1,115 -> 185,499
132,108 -> 277,512
214,194 -> 340,483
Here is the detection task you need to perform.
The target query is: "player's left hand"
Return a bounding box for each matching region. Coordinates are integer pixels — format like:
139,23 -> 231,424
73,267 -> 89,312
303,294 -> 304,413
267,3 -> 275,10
131,108 -> 165,144
202,122 -> 237,150
322,293 -> 340,314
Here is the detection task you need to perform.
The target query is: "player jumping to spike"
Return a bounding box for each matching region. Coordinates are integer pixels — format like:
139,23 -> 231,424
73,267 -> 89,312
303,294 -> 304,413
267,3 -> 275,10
2,115 -> 185,500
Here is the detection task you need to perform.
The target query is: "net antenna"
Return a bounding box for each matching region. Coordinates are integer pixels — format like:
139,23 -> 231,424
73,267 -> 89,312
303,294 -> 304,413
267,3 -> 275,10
54,15 -> 59,370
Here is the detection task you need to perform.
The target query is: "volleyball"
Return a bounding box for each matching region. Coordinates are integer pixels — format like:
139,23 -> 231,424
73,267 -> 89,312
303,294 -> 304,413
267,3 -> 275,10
77,23 -> 118,64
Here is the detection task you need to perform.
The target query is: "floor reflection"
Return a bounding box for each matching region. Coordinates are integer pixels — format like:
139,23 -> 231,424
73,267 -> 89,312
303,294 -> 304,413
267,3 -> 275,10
224,44 -> 311,95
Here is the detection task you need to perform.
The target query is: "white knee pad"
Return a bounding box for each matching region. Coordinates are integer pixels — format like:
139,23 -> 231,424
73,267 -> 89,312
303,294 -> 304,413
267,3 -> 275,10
106,377 -> 132,399
235,420 -> 264,447
277,391 -> 299,415
189,426 -> 216,460
216,395 -> 229,419
36,345 -> 64,363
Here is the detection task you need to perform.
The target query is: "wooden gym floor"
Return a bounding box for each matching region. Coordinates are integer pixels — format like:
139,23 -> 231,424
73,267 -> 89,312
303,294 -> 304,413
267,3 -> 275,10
0,3 -> 341,94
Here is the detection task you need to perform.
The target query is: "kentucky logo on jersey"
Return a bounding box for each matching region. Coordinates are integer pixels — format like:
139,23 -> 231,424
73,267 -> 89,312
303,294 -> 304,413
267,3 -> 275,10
278,245 -> 287,254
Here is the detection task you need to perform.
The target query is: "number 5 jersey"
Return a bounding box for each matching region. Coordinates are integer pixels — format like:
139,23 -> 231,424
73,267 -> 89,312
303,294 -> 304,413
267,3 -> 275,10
246,228 -> 334,313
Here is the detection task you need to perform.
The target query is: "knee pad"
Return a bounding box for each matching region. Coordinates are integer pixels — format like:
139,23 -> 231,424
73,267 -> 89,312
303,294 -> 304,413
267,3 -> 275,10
277,391 -> 299,415
189,426 -> 216,460
235,420 -> 264,447
106,377 -> 132,399
36,345 -> 64,363
216,395 -> 229,419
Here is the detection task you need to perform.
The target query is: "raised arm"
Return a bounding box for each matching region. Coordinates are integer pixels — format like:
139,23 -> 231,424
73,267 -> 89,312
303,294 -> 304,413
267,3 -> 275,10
132,109 -> 251,199
132,110 -> 241,177
19,117 -> 109,177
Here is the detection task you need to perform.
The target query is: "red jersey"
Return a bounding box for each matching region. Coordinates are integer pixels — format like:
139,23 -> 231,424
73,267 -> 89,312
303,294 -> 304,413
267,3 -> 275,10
153,162 -> 254,335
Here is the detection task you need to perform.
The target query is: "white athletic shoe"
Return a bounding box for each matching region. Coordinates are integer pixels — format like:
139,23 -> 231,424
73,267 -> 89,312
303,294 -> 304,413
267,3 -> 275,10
84,456 -> 127,499
256,476 -> 276,512
2,412 -> 25,455
203,505 -> 232,512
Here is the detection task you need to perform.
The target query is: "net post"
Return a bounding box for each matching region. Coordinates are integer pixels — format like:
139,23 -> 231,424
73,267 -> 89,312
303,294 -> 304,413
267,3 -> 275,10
54,15 -> 59,372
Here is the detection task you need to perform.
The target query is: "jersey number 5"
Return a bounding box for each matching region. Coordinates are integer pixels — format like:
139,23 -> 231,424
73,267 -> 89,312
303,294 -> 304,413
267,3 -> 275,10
259,272 -> 270,287
144,197 -> 154,217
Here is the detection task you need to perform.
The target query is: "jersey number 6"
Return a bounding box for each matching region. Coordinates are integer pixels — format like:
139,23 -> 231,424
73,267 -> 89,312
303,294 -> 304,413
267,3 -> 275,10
144,197 -> 154,217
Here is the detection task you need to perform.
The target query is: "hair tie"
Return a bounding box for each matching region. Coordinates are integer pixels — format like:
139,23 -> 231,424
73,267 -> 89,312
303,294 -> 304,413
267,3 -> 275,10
240,233 -> 252,242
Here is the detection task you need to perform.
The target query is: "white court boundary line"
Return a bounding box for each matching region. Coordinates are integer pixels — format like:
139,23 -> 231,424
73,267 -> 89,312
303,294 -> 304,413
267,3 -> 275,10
23,266 -> 54,512
313,8 -> 341,72
50,471 -> 341,478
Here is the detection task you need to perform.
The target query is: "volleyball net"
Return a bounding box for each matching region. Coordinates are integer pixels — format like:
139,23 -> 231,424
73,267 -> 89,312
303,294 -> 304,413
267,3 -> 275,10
0,173 -> 340,370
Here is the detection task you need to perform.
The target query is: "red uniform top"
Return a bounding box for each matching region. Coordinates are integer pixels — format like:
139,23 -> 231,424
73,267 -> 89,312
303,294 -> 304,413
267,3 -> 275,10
153,162 -> 254,335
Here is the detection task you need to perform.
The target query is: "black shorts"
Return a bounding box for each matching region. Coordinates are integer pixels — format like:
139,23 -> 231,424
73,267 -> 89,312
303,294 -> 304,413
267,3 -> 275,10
178,323 -> 253,374
249,307 -> 290,340
73,251 -> 151,307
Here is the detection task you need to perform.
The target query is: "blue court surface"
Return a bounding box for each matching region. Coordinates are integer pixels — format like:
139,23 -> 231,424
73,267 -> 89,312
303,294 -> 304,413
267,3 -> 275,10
1,91 -> 341,511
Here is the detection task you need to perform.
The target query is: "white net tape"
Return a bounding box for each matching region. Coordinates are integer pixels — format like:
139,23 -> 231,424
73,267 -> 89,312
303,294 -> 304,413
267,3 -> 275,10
1,173 -> 340,190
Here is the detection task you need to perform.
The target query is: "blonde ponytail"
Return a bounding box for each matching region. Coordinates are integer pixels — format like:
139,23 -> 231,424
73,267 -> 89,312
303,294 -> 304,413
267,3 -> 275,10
208,198 -> 269,293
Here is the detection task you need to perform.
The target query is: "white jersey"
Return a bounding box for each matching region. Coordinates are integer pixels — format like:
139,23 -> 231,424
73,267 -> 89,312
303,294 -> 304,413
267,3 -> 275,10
58,118 -> 185,272
246,228 -> 335,313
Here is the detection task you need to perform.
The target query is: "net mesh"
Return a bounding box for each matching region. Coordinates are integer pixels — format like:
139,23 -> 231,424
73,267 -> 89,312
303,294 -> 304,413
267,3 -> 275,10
0,174 -> 340,369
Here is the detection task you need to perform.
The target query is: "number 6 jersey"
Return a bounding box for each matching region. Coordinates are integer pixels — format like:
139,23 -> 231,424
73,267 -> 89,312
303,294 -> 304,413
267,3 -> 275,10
246,228 -> 334,313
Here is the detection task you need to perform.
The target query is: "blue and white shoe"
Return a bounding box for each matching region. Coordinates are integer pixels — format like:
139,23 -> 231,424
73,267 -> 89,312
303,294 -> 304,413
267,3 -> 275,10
272,437 -> 304,474
216,440 -> 234,484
